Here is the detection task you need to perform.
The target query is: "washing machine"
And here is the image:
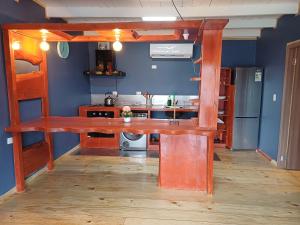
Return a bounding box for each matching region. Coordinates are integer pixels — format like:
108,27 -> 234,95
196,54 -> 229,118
120,112 -> 147,151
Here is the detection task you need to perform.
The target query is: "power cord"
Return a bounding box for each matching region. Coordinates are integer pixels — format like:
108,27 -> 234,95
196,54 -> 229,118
171,0 -> 184,21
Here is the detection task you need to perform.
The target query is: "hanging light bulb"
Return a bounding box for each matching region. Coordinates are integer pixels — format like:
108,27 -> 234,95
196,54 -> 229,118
112,28 -> 122,52
12,41 -> 21,50
113,40 -> 122,51
113,28 -> 121,35
40,29 -> 50,51
40,29 -> 49,34
40,40 -> 50,51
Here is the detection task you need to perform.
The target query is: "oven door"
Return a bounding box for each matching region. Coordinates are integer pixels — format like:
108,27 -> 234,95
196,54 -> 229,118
87,111 -> 115,138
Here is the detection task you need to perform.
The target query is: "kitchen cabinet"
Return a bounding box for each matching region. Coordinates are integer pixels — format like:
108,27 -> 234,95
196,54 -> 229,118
79,106 -> 120,149
79,106 -> 198,150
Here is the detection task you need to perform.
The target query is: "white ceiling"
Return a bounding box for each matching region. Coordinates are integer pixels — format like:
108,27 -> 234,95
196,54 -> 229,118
33,0 -> 300,39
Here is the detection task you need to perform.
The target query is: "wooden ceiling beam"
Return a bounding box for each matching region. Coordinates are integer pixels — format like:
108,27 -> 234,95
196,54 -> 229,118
174,29 -> 183,40
63,34 -> 199,43
49,30 -> 74,41
3,19 -> 228,43
2,20 -> 227,31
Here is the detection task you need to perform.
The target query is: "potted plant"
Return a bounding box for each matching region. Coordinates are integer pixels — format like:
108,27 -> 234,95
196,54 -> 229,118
121,106 -> 133,123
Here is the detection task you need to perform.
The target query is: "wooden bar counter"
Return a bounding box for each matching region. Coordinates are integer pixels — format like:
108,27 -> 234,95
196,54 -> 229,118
6,116 -> 215,193
2,19 -> 226,193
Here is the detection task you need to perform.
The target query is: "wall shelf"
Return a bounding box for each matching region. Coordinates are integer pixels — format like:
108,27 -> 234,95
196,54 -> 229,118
84,70 -> 126,78
215,68 -> 234,149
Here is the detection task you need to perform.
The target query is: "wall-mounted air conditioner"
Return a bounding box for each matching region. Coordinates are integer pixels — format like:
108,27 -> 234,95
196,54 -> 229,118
150,43 -> 193,59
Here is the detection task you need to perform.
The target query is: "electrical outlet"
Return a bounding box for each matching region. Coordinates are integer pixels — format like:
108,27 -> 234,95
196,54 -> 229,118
273,94 -> 277,102
136,91 -> 141,95
112,91 -> 118,96
7,137 -> 13,145
151,65 -> 157,69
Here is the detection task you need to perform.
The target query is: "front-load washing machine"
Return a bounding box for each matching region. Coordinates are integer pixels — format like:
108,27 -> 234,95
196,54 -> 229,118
120,132 -> 147,150
120,112 -> 147,151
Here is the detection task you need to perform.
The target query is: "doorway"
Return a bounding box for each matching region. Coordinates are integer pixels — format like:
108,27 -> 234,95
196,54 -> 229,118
278,40 -> 300,170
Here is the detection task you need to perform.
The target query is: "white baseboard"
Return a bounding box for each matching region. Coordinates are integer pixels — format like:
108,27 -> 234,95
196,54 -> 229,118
256,148 -> 278,167
0,144 -> 80,202
271,159 -> 278,167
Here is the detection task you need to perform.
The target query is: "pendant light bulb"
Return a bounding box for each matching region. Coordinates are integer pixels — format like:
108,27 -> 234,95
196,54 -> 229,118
40,28 -> 50,51
113,28 -> 122,51
40,40 -> 50,51
12,41 -> 21,50
113,40 -> 122,51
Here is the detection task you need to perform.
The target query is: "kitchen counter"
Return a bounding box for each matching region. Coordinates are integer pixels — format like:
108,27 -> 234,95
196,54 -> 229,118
5,116 -> 215,193
6,116 -> 213,135
125,105 -> 198,112
80,104 -> 198,112
78,105 -> 199,150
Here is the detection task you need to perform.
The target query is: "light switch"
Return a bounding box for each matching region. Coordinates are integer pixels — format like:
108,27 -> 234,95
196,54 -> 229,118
151,65 -> 157,69
7,137 -> 13,145
273,94 -> 277,102
112,91 -> 118,96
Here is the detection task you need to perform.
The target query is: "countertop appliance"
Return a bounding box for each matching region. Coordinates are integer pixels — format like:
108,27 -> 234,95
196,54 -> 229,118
104,92 -> 116,106
232,67 -> 263,150
120,112 -> 147,151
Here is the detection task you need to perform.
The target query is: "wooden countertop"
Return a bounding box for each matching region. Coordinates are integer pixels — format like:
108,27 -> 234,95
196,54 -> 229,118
6,116 -> 215,136
80,105 -> 198,112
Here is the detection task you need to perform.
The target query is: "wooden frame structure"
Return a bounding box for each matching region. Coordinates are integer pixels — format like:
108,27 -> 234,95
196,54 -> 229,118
2,19 -> 228,194
3,30 -> 54,192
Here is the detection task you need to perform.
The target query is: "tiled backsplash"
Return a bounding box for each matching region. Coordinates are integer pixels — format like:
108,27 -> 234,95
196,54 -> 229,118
91,94 -> 198,106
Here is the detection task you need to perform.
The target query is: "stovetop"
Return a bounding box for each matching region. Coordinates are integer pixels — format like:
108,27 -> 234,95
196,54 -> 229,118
87,104 -> 105,107
84,104 -> 115,107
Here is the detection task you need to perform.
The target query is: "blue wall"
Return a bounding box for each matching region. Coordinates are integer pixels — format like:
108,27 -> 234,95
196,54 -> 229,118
0,1 -> 90,195
89,40 -> 256,95
257,15 -> 300,160
47,42 -> 90,159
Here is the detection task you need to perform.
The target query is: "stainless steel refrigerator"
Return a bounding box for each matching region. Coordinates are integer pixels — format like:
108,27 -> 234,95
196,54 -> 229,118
233,67 -> 263,150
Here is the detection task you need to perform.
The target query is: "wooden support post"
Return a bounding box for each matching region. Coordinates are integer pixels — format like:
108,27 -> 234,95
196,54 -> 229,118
3,30 -> 25,192
159,134 -> 208,191
3,29 -> 54,191
198,30 -> 223,129
198,29 -> 223,194
12,134 -> 25,192
207,134 -> 215,194
40,51 -> 54,170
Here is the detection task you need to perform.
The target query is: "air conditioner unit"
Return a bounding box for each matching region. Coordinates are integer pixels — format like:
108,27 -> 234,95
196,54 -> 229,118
150,43 -> 193,59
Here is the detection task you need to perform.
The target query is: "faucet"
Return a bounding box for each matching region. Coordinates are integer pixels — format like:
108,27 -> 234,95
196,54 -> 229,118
142,92 -> 154,106
170,95 -> 179,125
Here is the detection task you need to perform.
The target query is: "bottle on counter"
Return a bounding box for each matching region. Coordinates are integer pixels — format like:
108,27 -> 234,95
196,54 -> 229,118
167,96 -> 172,106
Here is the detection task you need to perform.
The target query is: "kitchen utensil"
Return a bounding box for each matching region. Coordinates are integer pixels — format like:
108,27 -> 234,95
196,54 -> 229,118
104,92 -> 116,106
142,92 -> 154,106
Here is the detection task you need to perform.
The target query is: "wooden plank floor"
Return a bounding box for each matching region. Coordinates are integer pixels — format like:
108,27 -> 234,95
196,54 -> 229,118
0,148 -> 299,225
